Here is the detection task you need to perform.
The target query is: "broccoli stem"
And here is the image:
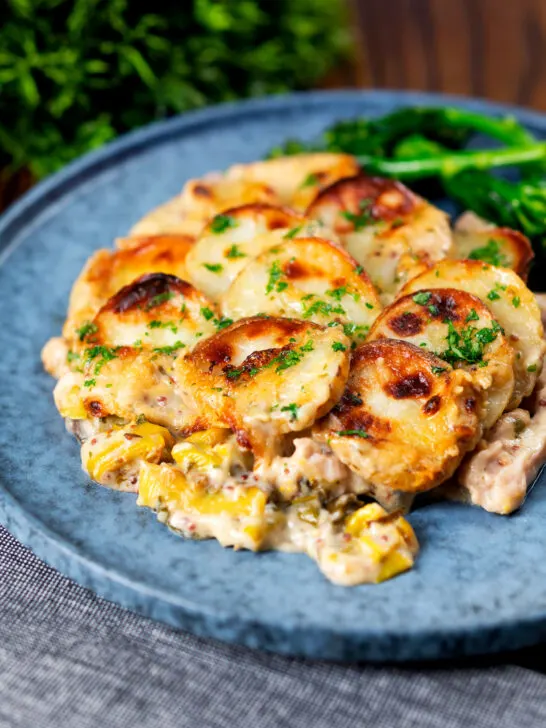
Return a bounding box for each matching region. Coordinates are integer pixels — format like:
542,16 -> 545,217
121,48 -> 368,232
358,143 -> 546,181
437,108 -> 535,146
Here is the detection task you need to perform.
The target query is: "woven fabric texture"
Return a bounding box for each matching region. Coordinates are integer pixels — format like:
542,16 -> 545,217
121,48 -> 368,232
1,526 -> 545,728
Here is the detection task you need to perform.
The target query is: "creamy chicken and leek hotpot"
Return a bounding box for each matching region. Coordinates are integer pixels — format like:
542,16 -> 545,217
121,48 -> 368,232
42,151 -> 546,586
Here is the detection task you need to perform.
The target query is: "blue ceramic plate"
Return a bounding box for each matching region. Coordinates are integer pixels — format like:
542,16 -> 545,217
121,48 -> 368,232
1,90 -> 546,662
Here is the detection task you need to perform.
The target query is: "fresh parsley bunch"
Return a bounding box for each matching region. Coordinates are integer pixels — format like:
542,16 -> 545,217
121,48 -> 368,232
0,0 -> 350,180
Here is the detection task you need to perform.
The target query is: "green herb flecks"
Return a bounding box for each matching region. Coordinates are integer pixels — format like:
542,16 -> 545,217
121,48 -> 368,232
281,403 -> 299,420
412,292 -> 432,306
337,429 -> 369,438
266,260 -> 288,294
210,214 -> 237,234
76,321 -> 98,342
152,341 -> 186,355
148,319 -> 178,333
468,239 -> 508,267
439,320 -> 501,366
225,244 -> 246,259
203,263 -> 223,274
146,291 -> 175,310
85,345 -> 119,374
341,198 -> 374,231
332,342 -> 347,352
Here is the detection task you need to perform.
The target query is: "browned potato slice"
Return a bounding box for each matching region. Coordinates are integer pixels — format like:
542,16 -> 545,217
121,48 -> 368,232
90,273 -> 218,351
130,177 -> 280,237
186,204 -> 330,300
226,153 -> 360,211
314,340 -> 483,493
64,235 -> 194,340
452,226 -> 534,281
170,316 -> 350,459
399,260 -> 546,408
306,174 -> 451,298
368,288 -> 515,429
222,237 -> 381,344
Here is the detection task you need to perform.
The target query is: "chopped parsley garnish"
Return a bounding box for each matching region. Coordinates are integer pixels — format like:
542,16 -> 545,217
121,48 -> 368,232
133,339 -> 143,348
148,320 -> 178,333
203,263 -> 223,274
341,198 -> 374,231
152,341 -> 186,355
214,316 -> 233,330
200,307 -> 215,320
465,309 -> 479,323
326,286 -> 348,301
341,322 -> 369,339
428,304 -> 439,316
76,321 -> 98,341
266,260 -> 288,294
337,429 -> 369,438
83,379 -> 96,388
487,289 -> 501,301
85,345 -> 119,374
135,414 -> 147,425
299,339 -> 314,352
300,172 -> 318,188
512,296 -> 521,308
468,239 -> 508,267
332,342 -> 347,352
67,350 -> 80,364
528,364 -> 538,372
365,302 -> 374,309
355,265 -> 364,275
439,321 -> 501,366
302,299 -> 345,319
146,291 -> 175,310
210,214 -> 237,234
412,292 -> 432,306
283,225 -> 303,240
391,217 -> 405,229
225,244 -> 246,259
431,366 -> 447,375
281,403 -> 299,420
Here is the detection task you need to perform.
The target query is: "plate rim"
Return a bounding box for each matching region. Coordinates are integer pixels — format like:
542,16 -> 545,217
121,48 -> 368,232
2,88 -> 546,662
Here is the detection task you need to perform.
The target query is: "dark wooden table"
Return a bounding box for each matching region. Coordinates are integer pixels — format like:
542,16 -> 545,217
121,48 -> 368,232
351,0 -> 546,110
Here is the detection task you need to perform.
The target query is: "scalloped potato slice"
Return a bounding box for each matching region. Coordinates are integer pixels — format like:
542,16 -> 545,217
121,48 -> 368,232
64,235 -> 194,340
452,226 -> 534,281
170,316 -> 350,459
226,153 -> 360,211
368,288 -> 515,429
306,174 -> 451,299
91,273 -> 218,351
185,203 -> 325,300
400,260 -> 546,408
314,340 -> 483,493
222,237 -> 381,343
130,176 -> 280,237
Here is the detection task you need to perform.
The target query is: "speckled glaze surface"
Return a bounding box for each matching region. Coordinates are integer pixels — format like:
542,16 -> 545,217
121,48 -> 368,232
1,90 -> 546,662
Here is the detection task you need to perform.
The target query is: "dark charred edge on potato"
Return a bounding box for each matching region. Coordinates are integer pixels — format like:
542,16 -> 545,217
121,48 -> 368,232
84,399 -> 109,418
423,395 -> 441,415
305,173 -> 417,223
388,312 -> 424,336
496,227 -> 535,276
386,372 -> 432,400
104,273 -> 192,314
192,183 -> 213,198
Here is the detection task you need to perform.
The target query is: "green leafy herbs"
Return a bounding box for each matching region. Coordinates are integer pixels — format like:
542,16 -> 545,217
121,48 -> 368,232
266,261 -> 288,294
300,172 -> 318,188
1,1 -> 348,180
203,263 -> 223,274
200,307 -> 215,321
487,289 -> 501,301
283,225 -> 303,240
226,339 -> 314,380
467,239 -> 508,267
439,320 -> 501,366
337,429 -> 369,438
412,292 -> 432,306
152,341 -> 186,355
302,298 -> 345,319
85,345 -> 119,374
146,291 -> 175,310
83,378 -> 96,388
332,342 -> 347,352
512,296 -> 521,308
224,244 -> 246,259
341,322 -> 368,339
528,364 -> 538,372
431,366 -> 447,375
465,309 -> 480,322
148,319 -> 178,333
341,198 -> 374,230
66,350 -> 80,364
76,321 -> 98,341
210,214 -> 237,234
281,403 -> 299,420
213,316 -> 233,330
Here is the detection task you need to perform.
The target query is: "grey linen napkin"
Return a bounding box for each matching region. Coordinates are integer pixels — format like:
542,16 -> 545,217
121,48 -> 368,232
1,526 -> 545,728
